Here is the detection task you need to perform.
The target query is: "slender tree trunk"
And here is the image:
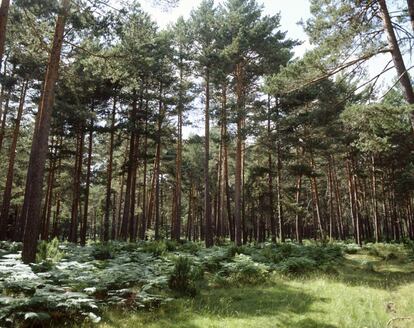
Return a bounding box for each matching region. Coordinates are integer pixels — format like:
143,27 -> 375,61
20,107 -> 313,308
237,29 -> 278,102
0,86 -> 11,153
275,98 -> 284,242
0,81 -> 27,240
140,99 -> 148,240
203,68 -> 213,247
234,62 -> 245,246
295,174 -> 303,243
152,84 -> 163,240
21,0 -> 70,263
173,71 -> 183,241
332,156 -> 344,239
104,97 -> 116,242
129,133 -> 140,241
310,149 -> 325,240
121,94 -> 138,240
41,138 -> 57,241
267,95 -> 276,242
80,117 -> 93,246
351,159 -> 362,245
69,127 -> 84,243
51,145 -> 62,239
220,84 -> 233,241
328,158 -> 335,241
371,155 -> 380,242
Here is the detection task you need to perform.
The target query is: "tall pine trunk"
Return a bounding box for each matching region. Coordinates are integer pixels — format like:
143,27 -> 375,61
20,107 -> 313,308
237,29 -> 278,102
204,68 -> 213,247
21,0 -> 70,263
104,97 -> 116,241
80,117 -> 93,246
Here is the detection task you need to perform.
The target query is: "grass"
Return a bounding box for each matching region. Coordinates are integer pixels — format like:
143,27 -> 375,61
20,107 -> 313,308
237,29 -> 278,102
93,250 -> 414,328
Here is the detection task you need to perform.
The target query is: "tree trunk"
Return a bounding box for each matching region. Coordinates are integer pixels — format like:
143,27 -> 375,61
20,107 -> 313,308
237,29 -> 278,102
204,68 -> 213,247
0,80 -> 28,240
0,0 -> 10,69
80,117 -> 93,246
120,94 -> 138,240
275,98 -> 284,242
41,138 -> 57,241
139,98 -> 148,240
104,97 -> 116,241
267,95 -> 276,242
371,155 -> 380,242
378,0 -> 414,129
234,62 -> 244,246
310,149 -> 325,240
332,156 -> 344,239
0,86 -> 11,153
21,0 -> 70,263
173,69 -> 183,241
69,127 -> 84,243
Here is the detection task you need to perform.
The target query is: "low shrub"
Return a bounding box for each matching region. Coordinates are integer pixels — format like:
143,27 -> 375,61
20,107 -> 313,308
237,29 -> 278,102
91,244 -> 113,260
35,238 -> 64,266
178,241 -> 201,254
215,254 -> 269,286
275,257 -> 318,274
142,241 -> 167,257
168,256 -> 202,297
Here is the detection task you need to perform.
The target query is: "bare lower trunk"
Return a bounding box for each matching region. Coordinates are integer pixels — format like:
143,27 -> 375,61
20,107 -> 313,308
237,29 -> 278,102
21,0 -> 70,263
104,97 -> 116,241
204,69 -> 213,247
80,118 -> 93,246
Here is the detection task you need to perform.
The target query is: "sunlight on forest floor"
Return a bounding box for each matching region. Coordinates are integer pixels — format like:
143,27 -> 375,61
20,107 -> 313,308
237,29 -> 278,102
96,253 -> 414,328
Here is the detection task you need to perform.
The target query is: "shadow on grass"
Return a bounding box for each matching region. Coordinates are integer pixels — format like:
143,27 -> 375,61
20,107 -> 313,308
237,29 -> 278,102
97,281 -> 335,328
329,256 -> 414,290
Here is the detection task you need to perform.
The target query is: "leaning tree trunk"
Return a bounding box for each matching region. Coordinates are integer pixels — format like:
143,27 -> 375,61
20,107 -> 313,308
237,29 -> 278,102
0,80 -> 28,240
21,0 -> 70,264
378,0 -> 414,129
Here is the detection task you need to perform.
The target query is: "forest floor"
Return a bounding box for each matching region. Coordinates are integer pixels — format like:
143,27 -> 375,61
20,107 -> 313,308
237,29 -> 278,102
1,240 -> 414,328
98,250 -> 414,328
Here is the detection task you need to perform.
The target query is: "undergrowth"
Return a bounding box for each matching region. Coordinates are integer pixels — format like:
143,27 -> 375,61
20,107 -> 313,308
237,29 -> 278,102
1,239 -> 411,327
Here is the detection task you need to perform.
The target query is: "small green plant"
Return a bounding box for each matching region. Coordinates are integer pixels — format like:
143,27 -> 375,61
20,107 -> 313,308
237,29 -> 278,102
275,257 -> 318,274
142,241 -> 168,256
91,244 -> 113,260
36,237 -> 64,264
215,254 -> 269,286
168,256 -> 202,296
